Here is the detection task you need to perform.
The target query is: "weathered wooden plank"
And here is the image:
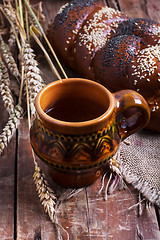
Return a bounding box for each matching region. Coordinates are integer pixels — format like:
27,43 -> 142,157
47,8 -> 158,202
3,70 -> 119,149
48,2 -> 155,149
54,174 -> 160,239
136,205 -> 160,239
155,206 -> 160,230
108,0 -> 149,18
17,117 -> 57,240
146,0 -> 160,23
31,0 -> 68,31
0,96 -> 15,239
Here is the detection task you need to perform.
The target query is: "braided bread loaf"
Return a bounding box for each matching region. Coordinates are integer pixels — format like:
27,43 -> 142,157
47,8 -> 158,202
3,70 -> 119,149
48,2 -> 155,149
47,0 -> 160,132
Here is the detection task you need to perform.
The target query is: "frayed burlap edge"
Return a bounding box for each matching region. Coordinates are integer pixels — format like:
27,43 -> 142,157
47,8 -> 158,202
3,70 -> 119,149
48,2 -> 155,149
121,165 -> 160,207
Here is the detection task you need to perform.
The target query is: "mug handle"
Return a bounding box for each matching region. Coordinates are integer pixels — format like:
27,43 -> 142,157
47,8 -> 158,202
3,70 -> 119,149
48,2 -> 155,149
113,90 -> 150,140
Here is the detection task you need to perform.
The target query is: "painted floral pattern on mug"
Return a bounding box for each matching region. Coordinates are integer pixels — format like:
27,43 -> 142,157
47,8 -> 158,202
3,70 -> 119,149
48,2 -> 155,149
30,117 -> 120,171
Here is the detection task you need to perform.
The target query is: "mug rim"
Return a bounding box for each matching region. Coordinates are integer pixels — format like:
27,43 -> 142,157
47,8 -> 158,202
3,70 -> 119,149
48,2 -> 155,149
35,78 -> 115,134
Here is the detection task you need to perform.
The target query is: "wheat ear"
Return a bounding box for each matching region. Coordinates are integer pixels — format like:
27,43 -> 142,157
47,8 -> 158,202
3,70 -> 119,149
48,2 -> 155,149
21,42 -> 45,116
8,26 -> 16,47
0,60 -> 14,114
0,5 -> 21,51
0,104 -> 23,155
2,4 -> 17,24
3,3 -> 17,47
33,163 -> 57,221
27,10 -> 40,31
0,36 -> 20,79
32,156 -> 69,239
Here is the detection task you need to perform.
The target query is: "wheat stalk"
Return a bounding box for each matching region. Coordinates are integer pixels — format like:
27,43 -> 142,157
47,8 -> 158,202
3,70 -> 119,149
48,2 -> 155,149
19,20 -> 57,222
0,104 -> 23,155
24,0 -> 68,79
22,40 -> 57,222
15,1 -> 59,223
0,36 -> 20,79
0,60 -> 14,114
30,26 -> 61,80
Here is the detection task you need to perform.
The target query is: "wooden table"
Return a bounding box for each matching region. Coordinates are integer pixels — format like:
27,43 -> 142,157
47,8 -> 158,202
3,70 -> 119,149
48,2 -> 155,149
0,0 -> 160,239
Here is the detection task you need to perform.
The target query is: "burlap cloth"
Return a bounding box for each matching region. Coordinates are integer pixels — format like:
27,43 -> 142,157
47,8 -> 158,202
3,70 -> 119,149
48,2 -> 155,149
116,130 -> 160,207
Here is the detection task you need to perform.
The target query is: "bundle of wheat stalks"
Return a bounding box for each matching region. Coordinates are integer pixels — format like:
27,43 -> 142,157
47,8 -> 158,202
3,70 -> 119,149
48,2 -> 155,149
0,0 -> 66,228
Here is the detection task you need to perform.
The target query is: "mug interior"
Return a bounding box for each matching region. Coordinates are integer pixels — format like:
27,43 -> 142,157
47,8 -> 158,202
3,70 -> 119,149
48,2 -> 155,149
35,78 -> 114,134
39,79 -> 111,122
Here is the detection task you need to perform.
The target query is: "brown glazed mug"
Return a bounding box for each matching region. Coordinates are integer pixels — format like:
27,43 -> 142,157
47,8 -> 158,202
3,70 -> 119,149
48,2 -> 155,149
30,78 -> 150,188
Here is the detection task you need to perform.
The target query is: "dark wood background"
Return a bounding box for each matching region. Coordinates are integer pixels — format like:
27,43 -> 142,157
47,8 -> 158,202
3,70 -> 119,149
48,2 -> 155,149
0,0 -> 160,239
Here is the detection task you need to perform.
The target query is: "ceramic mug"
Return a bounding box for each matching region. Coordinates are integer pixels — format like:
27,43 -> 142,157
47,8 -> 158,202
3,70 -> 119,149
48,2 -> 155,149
30,78 -> 150,188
